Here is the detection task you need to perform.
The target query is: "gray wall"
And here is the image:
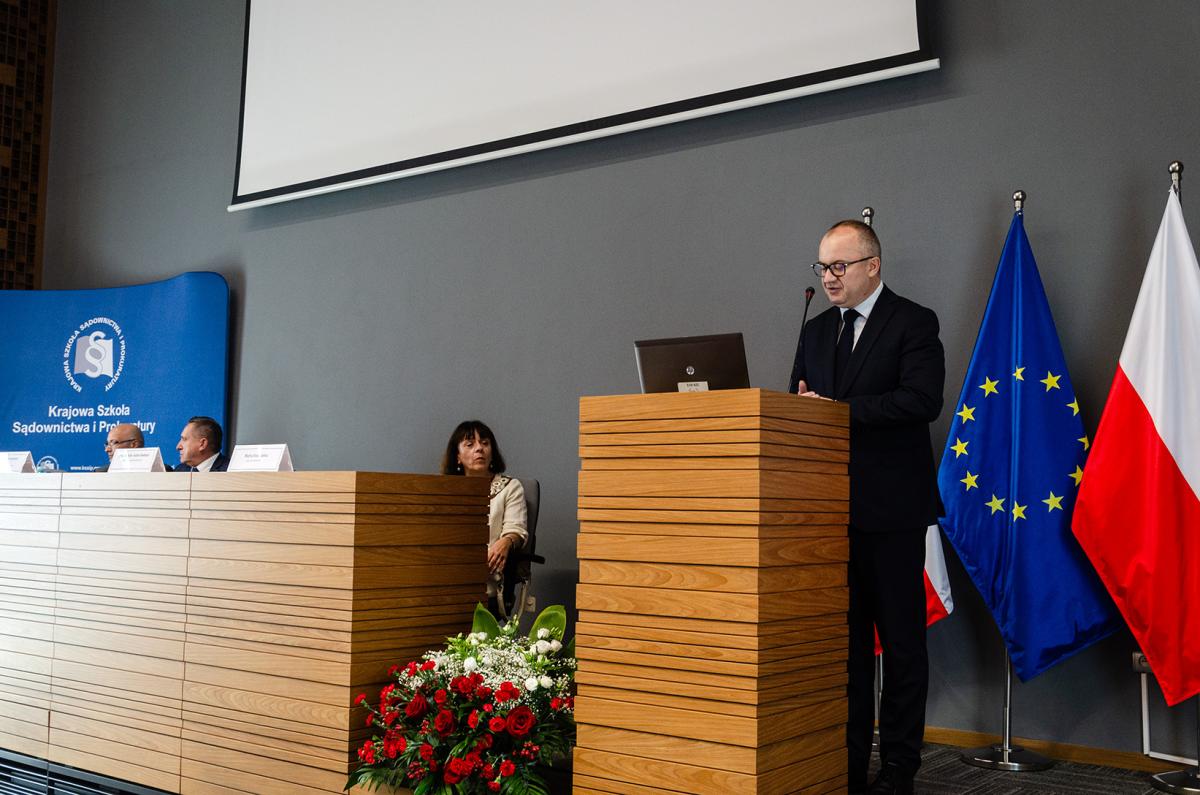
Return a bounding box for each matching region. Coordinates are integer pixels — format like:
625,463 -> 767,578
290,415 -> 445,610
44,0 -> 1197,757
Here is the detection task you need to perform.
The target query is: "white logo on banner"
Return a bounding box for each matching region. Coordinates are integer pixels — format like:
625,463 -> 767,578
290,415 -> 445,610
63,318 -> 126,393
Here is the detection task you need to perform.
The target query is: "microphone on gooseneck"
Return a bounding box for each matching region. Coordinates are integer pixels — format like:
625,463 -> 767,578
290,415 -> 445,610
793,286 -> 816,393
800,286 -> 816,349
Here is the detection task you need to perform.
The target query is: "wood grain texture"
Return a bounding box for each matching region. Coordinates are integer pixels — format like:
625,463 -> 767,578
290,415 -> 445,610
574,390 -> 849,792
0,471 -> 486,794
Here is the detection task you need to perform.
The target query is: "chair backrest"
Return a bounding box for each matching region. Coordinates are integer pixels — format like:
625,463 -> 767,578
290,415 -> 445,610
516,477 -> 539,552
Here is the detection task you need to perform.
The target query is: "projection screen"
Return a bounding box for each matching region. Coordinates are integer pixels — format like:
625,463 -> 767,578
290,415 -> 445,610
231,1 -> 937,210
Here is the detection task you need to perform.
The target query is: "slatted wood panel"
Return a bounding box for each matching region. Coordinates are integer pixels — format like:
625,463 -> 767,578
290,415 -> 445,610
52,473 -> 189,792
0,471 -> 486,794
575,389 -> 850,794
0,473 -> 58,761
180,472 -> 487,794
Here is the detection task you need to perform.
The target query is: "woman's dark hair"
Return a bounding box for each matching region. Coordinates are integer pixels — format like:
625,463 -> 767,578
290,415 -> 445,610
441,420 -> 506,476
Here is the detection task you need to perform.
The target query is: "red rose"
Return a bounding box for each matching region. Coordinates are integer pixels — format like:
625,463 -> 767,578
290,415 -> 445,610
444,757 -> 470,785
434,708 -> 456,736
488,716 -> 507,733
420,660 -> 437,671
483,703 -> 494,713
405,692 -> 430,719
477,733 -> 494,749
419,743 -> 433,761
488,782 -> 501,792
434,688 -> 448,705
476,685 -> 493,699
499,759 -> 516,777
550,697 -> 562,710
506,705 -> 536,738
468,709 -> 480,729
481,763 -> 496,779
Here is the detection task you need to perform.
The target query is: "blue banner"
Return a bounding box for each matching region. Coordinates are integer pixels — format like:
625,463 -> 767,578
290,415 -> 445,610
937,213 -> 1119,680
0,272 -> 229,472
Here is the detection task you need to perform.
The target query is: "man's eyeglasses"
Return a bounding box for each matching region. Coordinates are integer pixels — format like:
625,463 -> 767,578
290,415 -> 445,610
812,256 -> 874,277
104,438 -> 138,450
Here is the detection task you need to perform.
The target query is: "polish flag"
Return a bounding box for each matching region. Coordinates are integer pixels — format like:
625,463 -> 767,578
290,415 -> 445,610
1072,189 -> 1200,706
923,524 -> 953,626
877,525 -> 953,653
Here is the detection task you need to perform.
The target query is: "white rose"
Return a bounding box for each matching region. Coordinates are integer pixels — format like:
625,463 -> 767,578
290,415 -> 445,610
525,677 -> 539,691
463,657 -> 478,672
539,675 -> 553,689
549,640 -> 562,652
537,628 -> 551,639
536,640 -> 552,654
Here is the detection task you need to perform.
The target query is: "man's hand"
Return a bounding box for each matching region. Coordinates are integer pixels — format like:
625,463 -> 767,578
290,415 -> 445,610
795,379 -> 826,399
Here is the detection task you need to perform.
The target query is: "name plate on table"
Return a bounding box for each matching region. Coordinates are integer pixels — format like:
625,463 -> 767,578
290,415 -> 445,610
677,381 -> 709,392
0,452 -> 35,473
229,444 -> 294,472
109,447 -> 166,472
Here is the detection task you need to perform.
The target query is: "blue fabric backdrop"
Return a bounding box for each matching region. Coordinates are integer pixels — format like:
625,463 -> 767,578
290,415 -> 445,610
0,272 -> 229,471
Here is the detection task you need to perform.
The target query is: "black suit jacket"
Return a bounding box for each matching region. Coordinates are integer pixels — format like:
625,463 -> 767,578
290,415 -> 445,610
176,452 -> 229,473
789,285 -> 945,532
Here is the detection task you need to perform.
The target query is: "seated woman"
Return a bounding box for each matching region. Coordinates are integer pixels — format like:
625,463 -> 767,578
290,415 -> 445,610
441,420 -> 527,617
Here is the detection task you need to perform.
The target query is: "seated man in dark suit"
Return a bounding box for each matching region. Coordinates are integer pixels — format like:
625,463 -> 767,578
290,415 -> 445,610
95,423 -> 146,472
174,416 -> 229,472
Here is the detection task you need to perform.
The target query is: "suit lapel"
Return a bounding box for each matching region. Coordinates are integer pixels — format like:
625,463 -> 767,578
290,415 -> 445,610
836,286 -> 897,398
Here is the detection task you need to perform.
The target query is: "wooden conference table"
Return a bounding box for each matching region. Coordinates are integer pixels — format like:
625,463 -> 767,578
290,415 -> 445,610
0,470 -> 489,794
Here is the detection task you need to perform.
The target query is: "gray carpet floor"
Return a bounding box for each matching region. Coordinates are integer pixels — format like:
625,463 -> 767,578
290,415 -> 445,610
887,743 -> 1169,794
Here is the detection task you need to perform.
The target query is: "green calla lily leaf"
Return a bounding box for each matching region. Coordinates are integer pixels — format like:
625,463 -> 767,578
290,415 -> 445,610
471,602 -> 502,637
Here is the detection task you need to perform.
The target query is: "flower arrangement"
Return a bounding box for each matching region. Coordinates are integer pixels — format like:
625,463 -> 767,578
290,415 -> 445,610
347,604 -> 576,794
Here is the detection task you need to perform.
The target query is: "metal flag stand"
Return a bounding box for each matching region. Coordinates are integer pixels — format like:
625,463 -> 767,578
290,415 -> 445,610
959,190 -> 1054,774
861,204 -> 884,755
1149,160 -> 1200,795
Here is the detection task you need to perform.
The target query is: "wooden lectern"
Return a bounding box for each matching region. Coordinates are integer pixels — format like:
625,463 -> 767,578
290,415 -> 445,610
0,471 -> 488,794
573,388 -> 850,794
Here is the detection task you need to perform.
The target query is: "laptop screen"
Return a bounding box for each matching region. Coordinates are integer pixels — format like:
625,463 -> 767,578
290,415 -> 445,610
634,333 -> 751,393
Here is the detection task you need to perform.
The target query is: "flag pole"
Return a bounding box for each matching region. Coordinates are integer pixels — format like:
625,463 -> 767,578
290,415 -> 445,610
960,189 -> 1054,774
1149,159 -> 1200,795
861,203 -> 885,755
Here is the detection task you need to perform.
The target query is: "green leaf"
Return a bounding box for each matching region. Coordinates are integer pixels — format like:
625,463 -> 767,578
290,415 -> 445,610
562,636 -> 575,658
527,605 -> 566,641
471,602 -> 502,637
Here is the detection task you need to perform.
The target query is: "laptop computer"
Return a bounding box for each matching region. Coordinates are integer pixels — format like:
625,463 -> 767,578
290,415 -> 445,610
634,332 -> 751,393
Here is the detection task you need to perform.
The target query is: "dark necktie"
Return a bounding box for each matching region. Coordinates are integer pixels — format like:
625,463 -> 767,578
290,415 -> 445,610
834,308 -> 860,393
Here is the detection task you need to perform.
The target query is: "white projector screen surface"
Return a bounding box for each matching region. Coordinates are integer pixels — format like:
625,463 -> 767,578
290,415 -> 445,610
232,0 -> 936,210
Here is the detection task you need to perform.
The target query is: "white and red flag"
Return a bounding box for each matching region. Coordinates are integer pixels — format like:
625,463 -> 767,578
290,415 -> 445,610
1072,189 -> 1200,706
877,525 -> 953,653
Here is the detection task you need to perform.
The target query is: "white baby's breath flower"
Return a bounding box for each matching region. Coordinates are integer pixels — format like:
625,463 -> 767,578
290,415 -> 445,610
525,677 -> 539,691
464,657 -> 478,672
537,628 -> 551,639
539,675 -> 553,688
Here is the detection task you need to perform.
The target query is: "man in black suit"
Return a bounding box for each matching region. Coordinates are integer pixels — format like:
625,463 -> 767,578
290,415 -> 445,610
175,416 -> 229,472
789,220 -> 944,795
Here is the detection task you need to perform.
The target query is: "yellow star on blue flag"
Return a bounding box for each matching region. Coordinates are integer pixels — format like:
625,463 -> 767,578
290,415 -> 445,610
937,208 -> 1118,681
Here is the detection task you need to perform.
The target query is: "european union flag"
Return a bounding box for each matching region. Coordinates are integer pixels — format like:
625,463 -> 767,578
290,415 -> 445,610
938,211 -> 1120,680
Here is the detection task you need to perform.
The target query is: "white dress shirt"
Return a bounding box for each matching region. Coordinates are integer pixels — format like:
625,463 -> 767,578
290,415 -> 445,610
840,280 -> 885,349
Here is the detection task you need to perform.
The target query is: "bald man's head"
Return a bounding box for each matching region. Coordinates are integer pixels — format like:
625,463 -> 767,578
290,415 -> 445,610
105,424 -> 144,460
